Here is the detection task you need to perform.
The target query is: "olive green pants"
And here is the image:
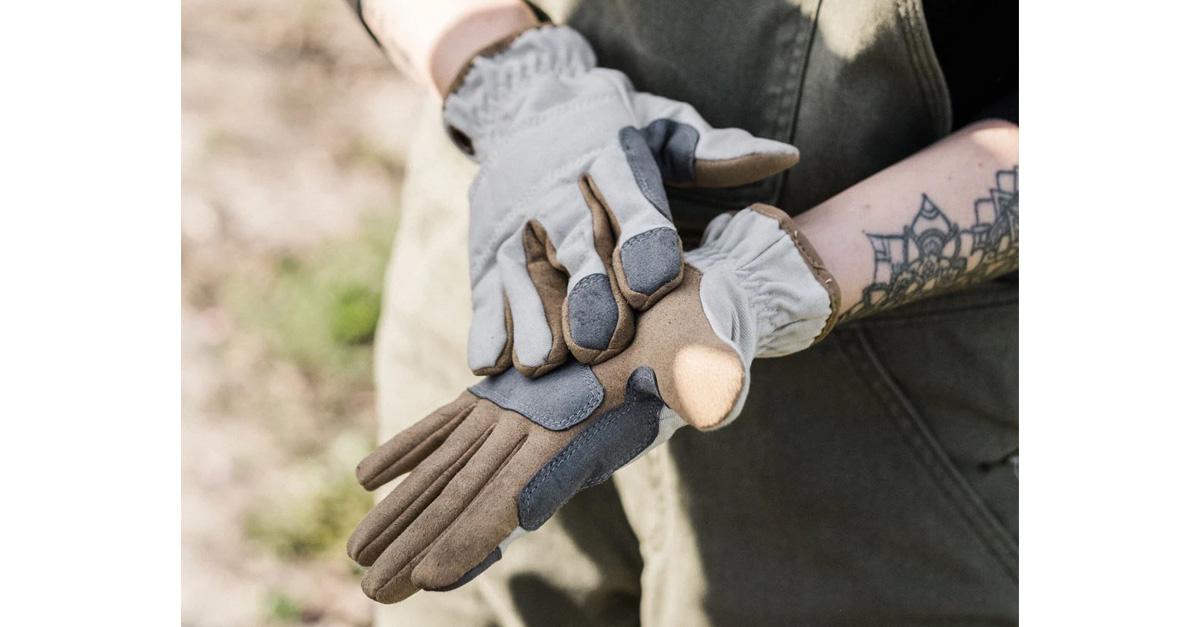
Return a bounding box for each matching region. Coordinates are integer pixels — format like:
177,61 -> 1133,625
372,97 -> 1017,626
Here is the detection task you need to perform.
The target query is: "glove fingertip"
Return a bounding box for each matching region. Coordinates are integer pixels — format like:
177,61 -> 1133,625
469,292 -> 515,375
512,349 -> 567,379
471,362 -> 510,377
421,547 -> 502,592
355,450 -> 398,491
670,342 -> 746,430
561,268 -> 636,364
565,319 -> 633,366
692,148 -> 798,188
613,227 -> 684,310
361,566 -> 420,604
346,523 -> 377,566
563,272 -> 619,348
354,460 -> 379,490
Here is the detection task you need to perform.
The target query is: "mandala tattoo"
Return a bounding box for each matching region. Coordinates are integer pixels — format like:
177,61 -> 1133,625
843,166 -> 1018,320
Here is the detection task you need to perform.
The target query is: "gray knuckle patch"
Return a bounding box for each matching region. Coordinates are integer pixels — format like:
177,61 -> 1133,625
517,367 -> 664,530
624,366 -> 662,401
620,228 -> 682,295
642,119 -> 699,183
567,273 -> 619,350
470,361 -> 603,431
618,126 -> 670,218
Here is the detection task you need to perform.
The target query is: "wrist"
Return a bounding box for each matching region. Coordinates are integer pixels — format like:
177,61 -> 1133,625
360,0 -> 537,96
431,4 -> 540,98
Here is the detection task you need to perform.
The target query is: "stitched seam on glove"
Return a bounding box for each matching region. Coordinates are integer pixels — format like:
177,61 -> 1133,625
783,227 -> 841,342
469,374 -> 604,430
445,26 -> 597,139
619,128 -> 668,217
473,92 -> 625,155
468,147 -> 606,281
519,399 -> 659,529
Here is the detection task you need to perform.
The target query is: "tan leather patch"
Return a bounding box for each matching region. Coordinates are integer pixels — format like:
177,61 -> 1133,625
584,173 -> 683,311
690,151 -> 799,188
514,220 -> 570,377
564,176 -> 635,363
595,266 -> 744,430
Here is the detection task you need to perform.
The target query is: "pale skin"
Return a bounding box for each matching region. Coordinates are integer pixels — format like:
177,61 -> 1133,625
360,0 -> 1020,323
796,119 -> 1019,322
360,0 -> 536,96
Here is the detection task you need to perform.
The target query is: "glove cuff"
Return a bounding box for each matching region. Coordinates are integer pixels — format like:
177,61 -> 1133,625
746,204 -> 842,344
443,25 -> 596,155
685,205 -> 839,360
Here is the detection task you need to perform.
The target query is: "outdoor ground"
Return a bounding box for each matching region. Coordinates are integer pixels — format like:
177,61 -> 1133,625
182,1 -> 423,624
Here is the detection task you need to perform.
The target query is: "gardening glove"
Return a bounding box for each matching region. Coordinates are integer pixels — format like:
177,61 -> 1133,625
347,205 -> 840,603
446,25 -> 800,377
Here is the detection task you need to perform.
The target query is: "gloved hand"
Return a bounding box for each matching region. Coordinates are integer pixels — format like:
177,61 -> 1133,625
347,206 -> 841,602
446,25 -> 800,377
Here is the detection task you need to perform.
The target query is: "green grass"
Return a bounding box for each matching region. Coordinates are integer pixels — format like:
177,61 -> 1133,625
264,590 -> 303,622
224,213 -> 396,383
246,472 -> 374,561
229,215 -> 392,563
328,283 -> 381,345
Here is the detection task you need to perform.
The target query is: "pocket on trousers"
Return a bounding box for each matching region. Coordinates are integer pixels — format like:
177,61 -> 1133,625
841,284 -> 1019,581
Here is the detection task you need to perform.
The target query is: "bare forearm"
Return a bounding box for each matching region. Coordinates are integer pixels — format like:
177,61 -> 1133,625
794,120 -> 1019,322
360,0 -> 536,96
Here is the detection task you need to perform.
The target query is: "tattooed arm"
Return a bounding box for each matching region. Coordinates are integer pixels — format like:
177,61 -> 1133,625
793,119 -> 1018,322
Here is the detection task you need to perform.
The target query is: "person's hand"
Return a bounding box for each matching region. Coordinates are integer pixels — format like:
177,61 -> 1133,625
446,25 -> 800,377
347,205 -> 840,602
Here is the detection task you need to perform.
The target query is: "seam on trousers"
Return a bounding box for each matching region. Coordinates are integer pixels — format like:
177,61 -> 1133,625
841,327 -> 1019,582
895,0 -> 953,135
841,281 -> 1018,328
634,444 -> 671,626
646,447 -> 669,554
774,0 -> 823,207
842,296 -> 1018,330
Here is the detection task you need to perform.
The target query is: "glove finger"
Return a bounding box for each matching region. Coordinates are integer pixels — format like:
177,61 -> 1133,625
498,230 -> 568,377
631,265 -> 748,430
586,146 -> 683,310
356,391 -> 479,490
632,92 -> 799,188
410,369 -> 674,592
538,184 -> 634,364
348,406 -> 494,567
361,410 -> 529,603
409,427 -> 547,592
467,268 -> 513,376
515,219 -> 573,377
699,211 -> 735,246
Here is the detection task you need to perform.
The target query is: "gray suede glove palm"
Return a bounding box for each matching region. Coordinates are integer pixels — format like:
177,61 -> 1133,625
445,25 -> 800,377
348,206 -> 840,603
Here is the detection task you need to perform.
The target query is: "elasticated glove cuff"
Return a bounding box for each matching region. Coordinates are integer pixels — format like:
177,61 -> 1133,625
685,205 -> 839,362
444,26 -> 596,153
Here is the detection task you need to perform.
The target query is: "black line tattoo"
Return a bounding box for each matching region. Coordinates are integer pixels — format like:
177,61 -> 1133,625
843,166 -> 1018,320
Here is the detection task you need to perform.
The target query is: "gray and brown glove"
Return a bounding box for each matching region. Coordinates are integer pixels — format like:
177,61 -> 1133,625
347,206 -> 839,602
447,25 -> 800,377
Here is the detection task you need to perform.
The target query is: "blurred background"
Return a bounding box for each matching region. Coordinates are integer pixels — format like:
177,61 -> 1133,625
182,0 -> 422,624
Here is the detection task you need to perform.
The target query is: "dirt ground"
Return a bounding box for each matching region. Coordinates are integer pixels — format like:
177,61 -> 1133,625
182,1 -> 424,624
